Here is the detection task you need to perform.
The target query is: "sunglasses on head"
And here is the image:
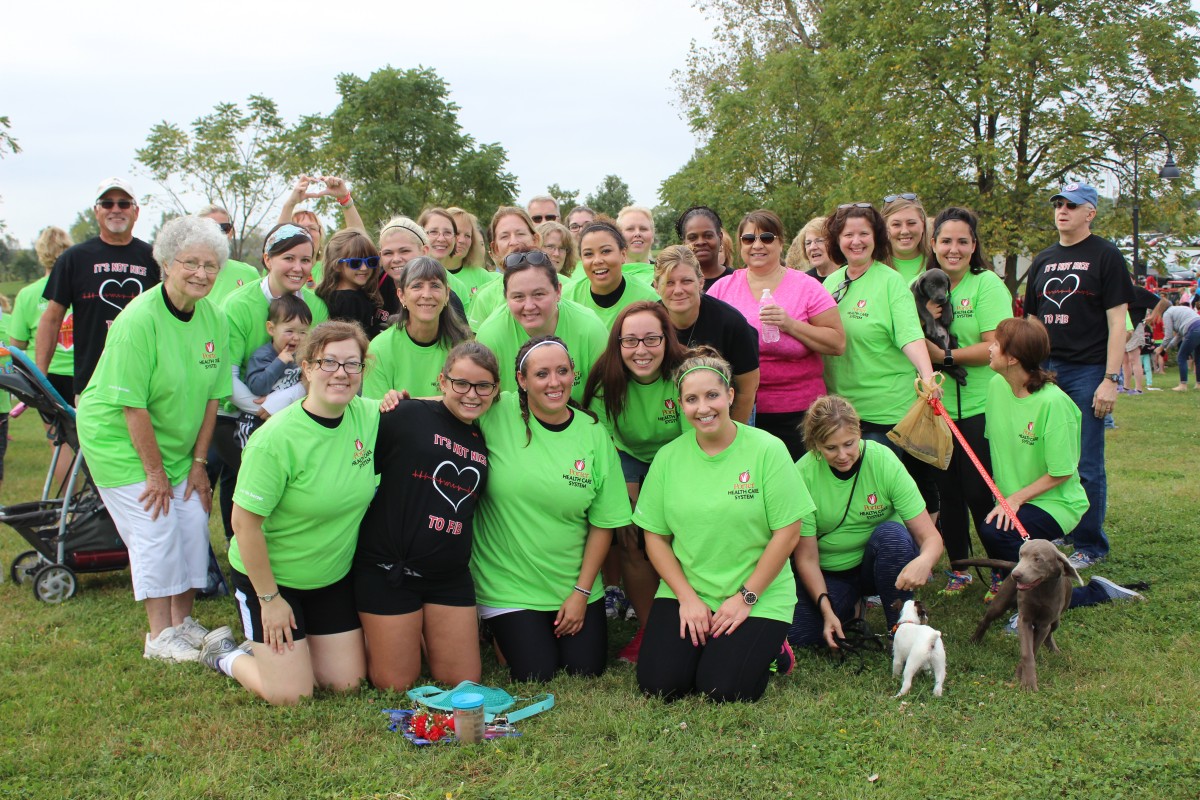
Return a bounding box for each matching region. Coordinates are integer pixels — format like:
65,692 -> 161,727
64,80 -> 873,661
838,202 -> 874,211
97,199 -> 136,210
504,250 -> 553,270
883,193 -> 918,204
217,222 -> 234,234
740,232 -> 778,245
1051,199 -> 1082,210
338,256 -> 380,270
531,214 -> 558,223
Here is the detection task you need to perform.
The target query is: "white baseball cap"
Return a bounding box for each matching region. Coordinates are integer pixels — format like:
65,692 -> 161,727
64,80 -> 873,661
95,178 -> 137,204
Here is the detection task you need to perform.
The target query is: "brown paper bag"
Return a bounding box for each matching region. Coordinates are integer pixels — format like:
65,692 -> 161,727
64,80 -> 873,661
887,376 -> 952,470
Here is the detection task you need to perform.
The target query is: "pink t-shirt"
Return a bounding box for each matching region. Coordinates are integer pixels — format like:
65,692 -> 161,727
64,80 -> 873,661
709,268 -> 837,413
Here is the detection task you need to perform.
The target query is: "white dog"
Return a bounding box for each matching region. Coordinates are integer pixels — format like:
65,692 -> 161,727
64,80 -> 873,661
890,599 -> 946,698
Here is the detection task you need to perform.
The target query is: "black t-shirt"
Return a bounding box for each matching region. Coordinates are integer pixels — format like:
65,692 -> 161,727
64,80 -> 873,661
356,400 -> 489,578
42,236 -> 160,391
1127,284 -> 1162,327
703,266 -> 734,293
667,293 -> 760,375
1023,234 -> 1133,364
325,290 -> 389,339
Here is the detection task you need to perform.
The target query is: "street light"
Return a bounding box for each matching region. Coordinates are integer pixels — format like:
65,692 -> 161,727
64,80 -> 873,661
1130,129 -> 1182,278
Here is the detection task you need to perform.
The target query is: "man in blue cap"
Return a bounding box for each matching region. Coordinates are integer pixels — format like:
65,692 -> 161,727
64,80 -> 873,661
1023,183 -> 1132,568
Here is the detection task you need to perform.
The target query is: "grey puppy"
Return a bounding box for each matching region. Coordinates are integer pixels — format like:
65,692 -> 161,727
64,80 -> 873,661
912,268 -> 967,385
952,539 -> 1083,692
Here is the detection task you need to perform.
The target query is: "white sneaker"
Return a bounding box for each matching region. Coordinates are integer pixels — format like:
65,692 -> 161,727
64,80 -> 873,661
1091,576 -> 1146,603
175,616 -> 210,649
144,627 -> 201,663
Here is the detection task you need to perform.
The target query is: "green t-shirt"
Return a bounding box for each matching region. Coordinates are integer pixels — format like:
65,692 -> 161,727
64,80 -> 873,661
475,298 -> 607,403
983,374 -> 1088,534
795,439 -> 925,571
0,315 -> 10,413
466,279 -> 506,330
364,325 -> 449,398
591,376 -> 683,464
565,276 -> 661,330
309,259 -> 324,287
632,424 -> 811,624
447,266 -> 501,318
942,270 -> 1012,419
222,278 -> 329,370
622,262 -> 656,285
472,392 -> 631,610
229,395 -> 380,590
77,288 -> 231,488
208,259 -> 261,306
894,256 -> 925,284
8,275 -> 74,377
557,269 -> 582,287
822,263 -> 925,425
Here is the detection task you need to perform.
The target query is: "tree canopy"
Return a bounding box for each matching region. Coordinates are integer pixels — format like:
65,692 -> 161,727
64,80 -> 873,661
585,175 -> 635,218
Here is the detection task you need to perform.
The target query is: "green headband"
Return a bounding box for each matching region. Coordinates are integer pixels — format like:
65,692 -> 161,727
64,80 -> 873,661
677,365 -> 730,386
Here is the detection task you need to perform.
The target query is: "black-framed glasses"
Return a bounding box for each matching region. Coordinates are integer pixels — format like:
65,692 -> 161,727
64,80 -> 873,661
568,222 -> 587,232
739,232 -> 778,245
618,334 -> 665,349
217,222 -> 234,234
314,357 -> 364,374
831,276 -> 854,303
1051,199 -> 1081,210
838,202 -> 874,211
174,258 -> 221,275
883,193 -> 918,203
531,214 -> 558,223
338,256 -> 380,270
97,199 -> 136,210
445,376 -> 497,397
504,250 -> 553,270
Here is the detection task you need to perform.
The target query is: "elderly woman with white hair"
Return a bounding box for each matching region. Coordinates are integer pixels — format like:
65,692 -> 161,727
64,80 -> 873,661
77,215 -> 233,664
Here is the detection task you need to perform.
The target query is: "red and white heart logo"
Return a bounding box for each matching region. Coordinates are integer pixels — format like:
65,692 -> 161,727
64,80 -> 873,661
867,493 -> 878,505
574,459 -> 586,471
739,470 -> 750,483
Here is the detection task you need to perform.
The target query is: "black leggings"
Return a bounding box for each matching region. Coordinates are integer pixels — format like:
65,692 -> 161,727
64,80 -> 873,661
487,601 -> 607,682
753,411 -> 807,461
637,598 -> 789,703
930,411 -> 993,562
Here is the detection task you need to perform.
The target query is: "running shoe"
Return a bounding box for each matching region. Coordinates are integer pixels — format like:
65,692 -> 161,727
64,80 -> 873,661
617,627 -> 645,664
940,570 -> 973,595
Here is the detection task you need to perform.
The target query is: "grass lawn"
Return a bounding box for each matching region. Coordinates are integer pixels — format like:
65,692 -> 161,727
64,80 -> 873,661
0,380 -> 1197,799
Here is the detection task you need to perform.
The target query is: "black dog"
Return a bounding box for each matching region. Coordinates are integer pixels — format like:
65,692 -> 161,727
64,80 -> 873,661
912,268 -> 967,385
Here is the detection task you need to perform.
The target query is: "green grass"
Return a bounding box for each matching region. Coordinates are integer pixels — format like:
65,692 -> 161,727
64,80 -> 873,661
1,382 -> 1198,799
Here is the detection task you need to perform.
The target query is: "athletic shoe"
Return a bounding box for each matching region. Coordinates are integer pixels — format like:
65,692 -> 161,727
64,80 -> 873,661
940,570 -> 973,594
199,627 -> 238,673
1050,536 -> 1069,548
625,605 -> 638,622
1146,387 -> 1162,391
1090,576 -> 1146,603
175,616 -> 210,649
144,627 -> 200,663
238,640 -> 255,655
617,627 -> 644,664
1067,551 -> 1105,570
983,570 -> 1004,604
603,585 -> 627,620
865,595 -> 882,608
770,640 -> 795,676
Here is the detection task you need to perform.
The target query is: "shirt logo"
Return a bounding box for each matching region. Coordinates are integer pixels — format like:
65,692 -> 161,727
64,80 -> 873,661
856,299 -> 867,309
867,493 -> 877,505
236,279 -> 245,287
355,438 -> 364,453
564,458 -> 592,488
574,458 -> 586,471
959,298 -> 971,308
739,470 -> 751,483
471,286 -> 479,296
1026,421 -> 1035,433
205,341 -> 215,354
664,399 -> 675,410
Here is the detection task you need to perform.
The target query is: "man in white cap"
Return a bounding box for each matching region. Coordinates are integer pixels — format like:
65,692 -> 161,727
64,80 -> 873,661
37,178 -> 161,399
1022,182 -> 1132,569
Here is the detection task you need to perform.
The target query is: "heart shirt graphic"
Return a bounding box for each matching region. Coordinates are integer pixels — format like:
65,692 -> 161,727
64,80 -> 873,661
432,460 -> 482,512
98,278 -> 145,312
1041,274 -> 1080,309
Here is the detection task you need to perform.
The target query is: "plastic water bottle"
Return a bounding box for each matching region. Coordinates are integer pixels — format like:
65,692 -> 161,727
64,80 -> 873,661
760,289 -> 780,343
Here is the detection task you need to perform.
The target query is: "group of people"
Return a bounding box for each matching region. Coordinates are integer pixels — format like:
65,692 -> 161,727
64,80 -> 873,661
14,174 -> 1164,706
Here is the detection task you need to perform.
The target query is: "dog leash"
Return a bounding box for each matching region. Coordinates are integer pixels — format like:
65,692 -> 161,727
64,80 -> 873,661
928,396 -> 1029,541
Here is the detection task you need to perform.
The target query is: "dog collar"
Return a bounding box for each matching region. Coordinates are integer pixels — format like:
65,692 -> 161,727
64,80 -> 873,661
891,620 -> 915,634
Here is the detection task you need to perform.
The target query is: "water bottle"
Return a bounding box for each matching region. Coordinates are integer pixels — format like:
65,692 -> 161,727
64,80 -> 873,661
759,288 -> 780,343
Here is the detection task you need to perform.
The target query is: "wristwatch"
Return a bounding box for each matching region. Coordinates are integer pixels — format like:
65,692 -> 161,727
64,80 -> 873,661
258,591 -> 280,603
1105,373 -> 1121,383
738,585 -> 758,606
942,350 -> 955,368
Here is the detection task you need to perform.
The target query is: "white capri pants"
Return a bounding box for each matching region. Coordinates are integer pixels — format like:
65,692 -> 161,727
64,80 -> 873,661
98,480 -> 210,601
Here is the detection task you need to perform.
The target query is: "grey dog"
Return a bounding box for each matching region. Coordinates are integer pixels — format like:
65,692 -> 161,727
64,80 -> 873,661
912,268 -> 967,385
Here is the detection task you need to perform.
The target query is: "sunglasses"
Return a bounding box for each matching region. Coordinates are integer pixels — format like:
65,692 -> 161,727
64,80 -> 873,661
883,193 -> 918,203
838,202 -> 874,211
531,214 -> 558,223
217,222 -> 234,234
338,256 -> 380,270
97,199 -> 136,210
740,232 -> 778,245
831,276 -> 854,303
504,250 -> 553,270
1051,199 -> 1082,210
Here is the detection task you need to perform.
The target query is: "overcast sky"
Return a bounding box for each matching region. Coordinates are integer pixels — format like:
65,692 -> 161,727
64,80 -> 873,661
0,0 -> 718,245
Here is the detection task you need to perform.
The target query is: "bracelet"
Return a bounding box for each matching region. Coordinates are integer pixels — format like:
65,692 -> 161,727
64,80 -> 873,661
337,193 -> 353,207
816,592 -> 831,611
193,457 -> 208,466
572,585 -> 592,598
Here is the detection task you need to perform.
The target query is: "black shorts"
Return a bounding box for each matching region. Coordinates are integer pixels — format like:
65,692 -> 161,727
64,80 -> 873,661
231,569 -> 360,642
353,560 -> 475,615
47,373 -> 75,405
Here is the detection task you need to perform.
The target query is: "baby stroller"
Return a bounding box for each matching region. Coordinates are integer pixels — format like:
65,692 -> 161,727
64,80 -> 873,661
0,346 -> 127,602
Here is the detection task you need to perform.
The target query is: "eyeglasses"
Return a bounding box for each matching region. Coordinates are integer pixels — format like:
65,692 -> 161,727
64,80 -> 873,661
618,334 -> 665,349
739,232 -> 778,245
883,193 -> 918,204
445,376 -> 497,396
831,276 -> 853,303
568,222 -> 587,232
531,214 -> 558,223
338,256 -> 380,270
314,357 -> 364,374
804,237 -> 826,247
504,250 -> 553,270
97,199 -> 136,210
174,258 -> 221,275
1051,199 -> 1081,210
217,222 -> 234,234
838,203 -> 874,211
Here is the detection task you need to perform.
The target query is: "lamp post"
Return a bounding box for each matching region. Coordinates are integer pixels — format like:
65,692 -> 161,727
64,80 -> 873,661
1131,129 -> 1182,278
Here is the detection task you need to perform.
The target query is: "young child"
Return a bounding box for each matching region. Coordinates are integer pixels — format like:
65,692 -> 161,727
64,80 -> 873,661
236,294 -> 312,447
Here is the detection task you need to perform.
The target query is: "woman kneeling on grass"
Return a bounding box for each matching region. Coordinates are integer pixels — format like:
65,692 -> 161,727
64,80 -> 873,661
634,349 -> 809,702
201,321 -> 388,705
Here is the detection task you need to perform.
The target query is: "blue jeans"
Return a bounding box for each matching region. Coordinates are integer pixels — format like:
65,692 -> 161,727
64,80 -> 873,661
1047,360 -> 1108,559
1177,326 -> 1200,384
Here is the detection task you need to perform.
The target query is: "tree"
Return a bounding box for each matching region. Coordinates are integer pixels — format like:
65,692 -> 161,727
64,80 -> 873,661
547,184 -> 580,213
325,66 -> 516,229
584,175 -> 635,218
0,116 -> 18,158
135,95 -> 303,259
69,208 -> 99,244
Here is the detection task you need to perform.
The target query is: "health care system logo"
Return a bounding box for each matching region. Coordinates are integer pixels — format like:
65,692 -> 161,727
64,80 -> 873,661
729,468 -> 759,500
660,397 -> 679,426
861,490 -> 887,520
564,458 -> 591,489
199,339 -> 220,370
1019,420 -> 1038,445
352,436 -> 373,468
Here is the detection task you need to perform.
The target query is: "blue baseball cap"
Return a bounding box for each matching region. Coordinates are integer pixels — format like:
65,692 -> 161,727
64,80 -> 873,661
1051,182 -> 1098,208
